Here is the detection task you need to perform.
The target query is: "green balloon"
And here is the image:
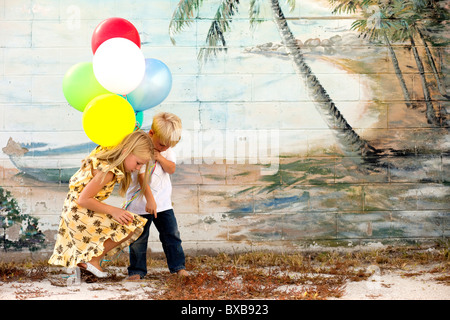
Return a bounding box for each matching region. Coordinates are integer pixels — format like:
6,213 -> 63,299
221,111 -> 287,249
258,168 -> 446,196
62,62 -> 111,112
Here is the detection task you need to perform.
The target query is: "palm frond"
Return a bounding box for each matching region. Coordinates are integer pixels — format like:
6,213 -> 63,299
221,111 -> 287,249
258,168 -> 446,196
169,0 -> 206,45
329,0 -> 368,15
198,0 -> 241,64
249,0 -> 265,29
285,0 -> 296,11
350,19 -> 367,32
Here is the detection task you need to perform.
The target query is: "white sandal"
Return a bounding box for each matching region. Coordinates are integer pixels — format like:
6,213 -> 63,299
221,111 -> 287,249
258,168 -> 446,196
81,262 -> 108,278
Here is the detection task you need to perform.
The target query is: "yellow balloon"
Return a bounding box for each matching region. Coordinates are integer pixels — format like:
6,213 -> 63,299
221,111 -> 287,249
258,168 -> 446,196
82,94 -> 136,147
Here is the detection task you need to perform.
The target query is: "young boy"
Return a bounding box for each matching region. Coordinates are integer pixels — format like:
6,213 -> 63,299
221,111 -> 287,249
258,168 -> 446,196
126,112 -> 188,279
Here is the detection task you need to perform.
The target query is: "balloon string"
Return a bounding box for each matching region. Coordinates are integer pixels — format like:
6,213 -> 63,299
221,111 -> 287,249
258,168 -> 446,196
134,120 -> 141,131
126,95 -> 142,131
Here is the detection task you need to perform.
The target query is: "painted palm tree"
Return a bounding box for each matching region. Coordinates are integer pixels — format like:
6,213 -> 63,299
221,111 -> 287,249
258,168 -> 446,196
330,1 -> 416,110
330,0 -> 447,126
407,0 -> 449,99
415,26 -> 449,99
397,0 -> 449,125
169,0 -> 378,160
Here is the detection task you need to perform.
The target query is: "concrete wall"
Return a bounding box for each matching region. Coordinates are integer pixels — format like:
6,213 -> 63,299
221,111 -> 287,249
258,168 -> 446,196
0,0 -> 448,259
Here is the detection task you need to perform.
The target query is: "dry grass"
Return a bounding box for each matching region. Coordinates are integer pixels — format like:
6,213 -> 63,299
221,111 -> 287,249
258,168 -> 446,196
144,265 -> 347,300
0,260 -> 48,282
1,243 -> 449,300
142,245 -> 449,300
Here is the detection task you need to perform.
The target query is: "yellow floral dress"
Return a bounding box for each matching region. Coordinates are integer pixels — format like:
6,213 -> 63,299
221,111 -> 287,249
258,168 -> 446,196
48,147 -> 147,268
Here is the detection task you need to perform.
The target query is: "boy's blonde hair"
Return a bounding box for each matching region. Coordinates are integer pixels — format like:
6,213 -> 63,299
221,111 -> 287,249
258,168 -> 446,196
93,130 -> 154,197
151,112 -> 182,148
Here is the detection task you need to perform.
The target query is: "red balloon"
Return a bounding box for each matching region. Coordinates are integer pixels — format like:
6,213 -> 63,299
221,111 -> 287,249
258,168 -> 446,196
91,17 -> 141,54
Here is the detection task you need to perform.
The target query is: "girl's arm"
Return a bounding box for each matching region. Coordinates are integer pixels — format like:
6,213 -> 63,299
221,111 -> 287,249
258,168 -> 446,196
138,172 -> 157,218
77,170 -> 134,225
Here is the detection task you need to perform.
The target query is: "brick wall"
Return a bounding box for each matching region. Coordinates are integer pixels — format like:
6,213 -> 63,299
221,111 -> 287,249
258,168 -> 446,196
0,0 -> 448,258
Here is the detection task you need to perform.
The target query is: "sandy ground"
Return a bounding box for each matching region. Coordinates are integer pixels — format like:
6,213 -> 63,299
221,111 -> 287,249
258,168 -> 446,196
334,269 -> 450,300
1,266 -> 448,301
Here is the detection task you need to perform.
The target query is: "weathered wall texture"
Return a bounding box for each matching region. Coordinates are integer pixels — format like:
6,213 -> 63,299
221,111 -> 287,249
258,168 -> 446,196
0,0 -> 448,259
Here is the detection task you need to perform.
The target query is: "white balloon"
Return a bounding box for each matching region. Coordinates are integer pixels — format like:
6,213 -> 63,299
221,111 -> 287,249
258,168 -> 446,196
93,37 -> 145,95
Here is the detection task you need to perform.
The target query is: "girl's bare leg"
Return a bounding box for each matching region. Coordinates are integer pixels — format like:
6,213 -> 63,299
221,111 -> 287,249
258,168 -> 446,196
79,232 -> 134,271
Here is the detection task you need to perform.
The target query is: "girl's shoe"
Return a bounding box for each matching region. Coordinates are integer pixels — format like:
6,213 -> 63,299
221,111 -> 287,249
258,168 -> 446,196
79,262 -> 108,278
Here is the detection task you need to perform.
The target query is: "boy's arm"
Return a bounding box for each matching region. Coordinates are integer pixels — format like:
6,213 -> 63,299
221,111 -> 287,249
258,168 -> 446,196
154,150 -> 176,174
138,172 -> 157,218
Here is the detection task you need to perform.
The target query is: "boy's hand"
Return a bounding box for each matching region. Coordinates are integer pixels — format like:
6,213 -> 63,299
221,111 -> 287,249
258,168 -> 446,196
145,197 -> 157,218
153,150 -> 161,162
152,149 -> 176,174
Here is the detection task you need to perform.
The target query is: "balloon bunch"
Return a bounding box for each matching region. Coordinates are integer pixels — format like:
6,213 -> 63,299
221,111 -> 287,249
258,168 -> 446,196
62,17 -> 172,147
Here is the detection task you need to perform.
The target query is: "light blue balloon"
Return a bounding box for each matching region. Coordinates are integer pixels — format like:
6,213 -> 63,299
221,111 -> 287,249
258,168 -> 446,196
128,58 -> 172,112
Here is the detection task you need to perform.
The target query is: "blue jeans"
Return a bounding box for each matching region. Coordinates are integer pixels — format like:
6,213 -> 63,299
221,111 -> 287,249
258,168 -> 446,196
128,209 -> 185,277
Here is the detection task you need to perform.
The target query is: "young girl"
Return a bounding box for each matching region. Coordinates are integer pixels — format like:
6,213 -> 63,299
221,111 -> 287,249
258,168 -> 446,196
48,130 -> 154,278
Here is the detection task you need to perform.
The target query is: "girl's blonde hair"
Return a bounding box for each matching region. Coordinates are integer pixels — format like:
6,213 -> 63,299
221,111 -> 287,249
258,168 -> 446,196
151,112 -> 182,148
93,130 -> 154,197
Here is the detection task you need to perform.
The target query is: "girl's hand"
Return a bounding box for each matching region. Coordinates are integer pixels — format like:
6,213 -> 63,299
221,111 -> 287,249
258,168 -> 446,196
111,208 -> 134,225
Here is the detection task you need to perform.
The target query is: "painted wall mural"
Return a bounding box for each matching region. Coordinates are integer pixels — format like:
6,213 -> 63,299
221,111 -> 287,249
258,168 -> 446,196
0,0 -> 448,256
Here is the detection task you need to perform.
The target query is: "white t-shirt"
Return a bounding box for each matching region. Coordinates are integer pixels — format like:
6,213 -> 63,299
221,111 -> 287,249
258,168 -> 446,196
125,148 -> 176,215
